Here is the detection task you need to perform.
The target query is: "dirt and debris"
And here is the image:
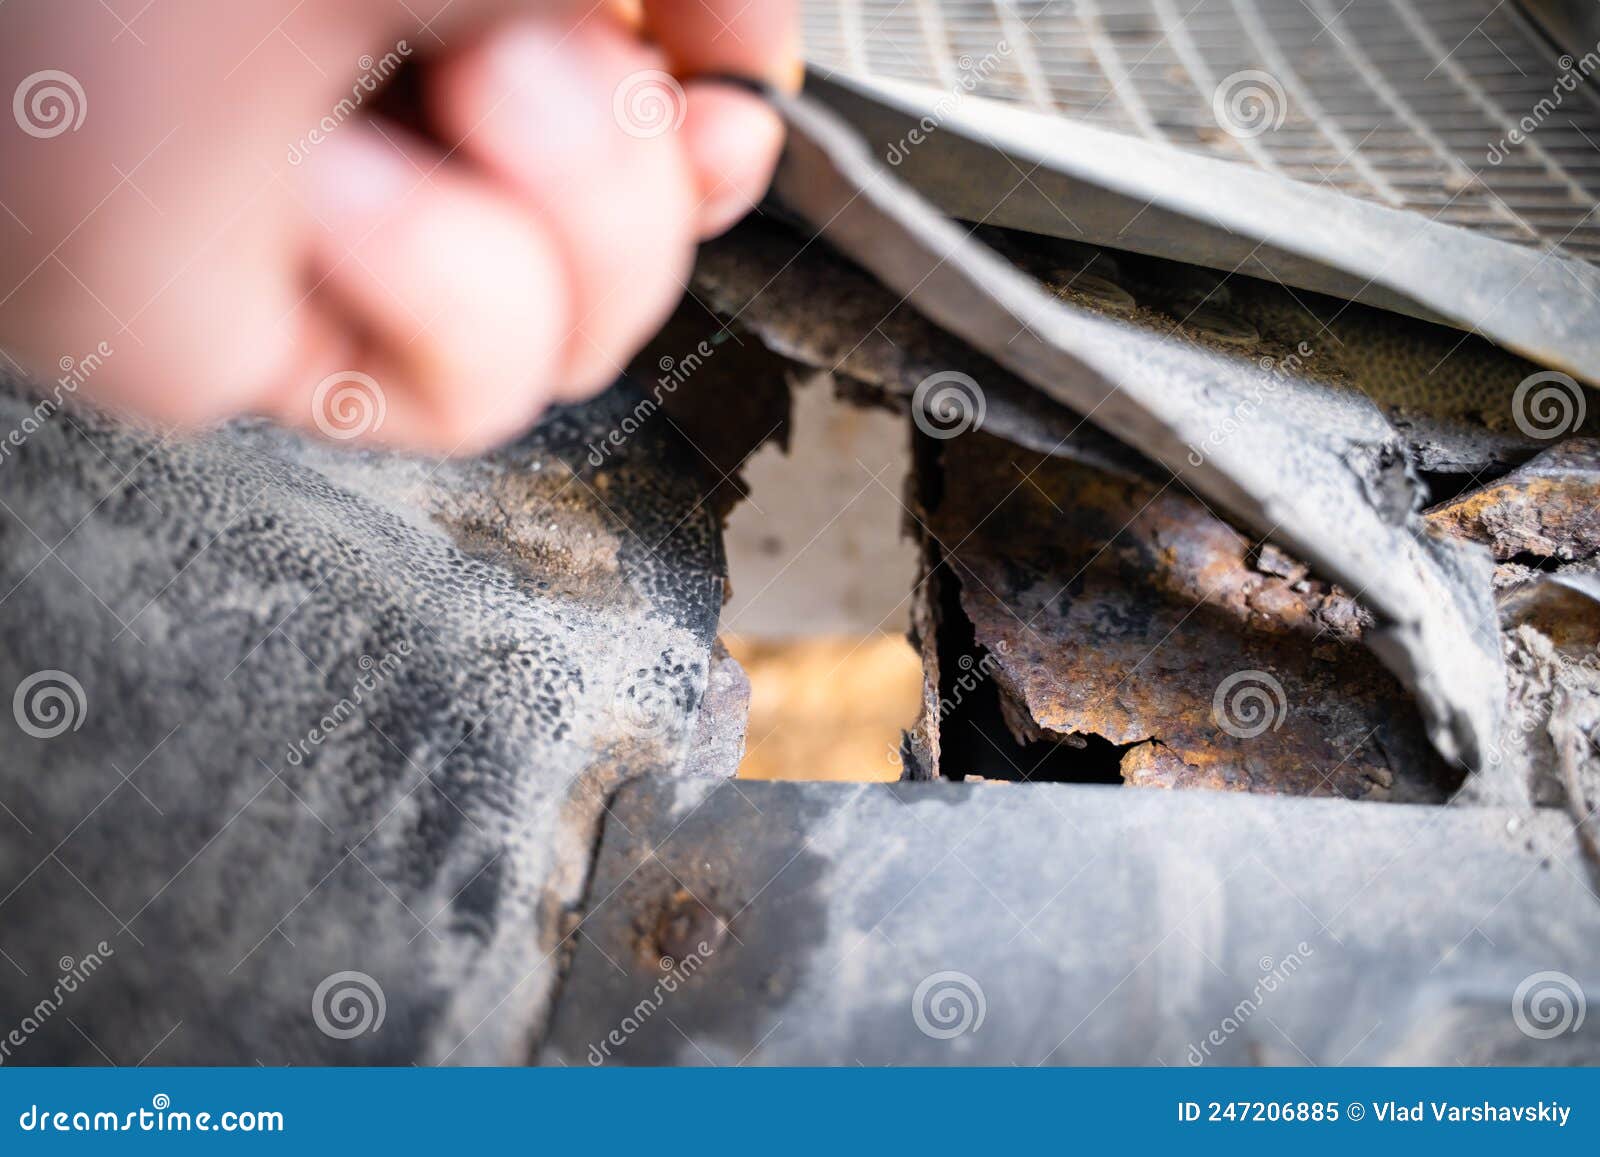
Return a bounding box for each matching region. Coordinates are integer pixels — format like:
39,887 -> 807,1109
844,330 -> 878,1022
693,217 -> 1153,483
1493,570 -> 1600,880
681,641 -> 752,779
699,217 -> 1588,484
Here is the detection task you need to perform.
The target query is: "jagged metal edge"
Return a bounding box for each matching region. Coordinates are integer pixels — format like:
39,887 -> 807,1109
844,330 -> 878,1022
770,89 -> 1508,796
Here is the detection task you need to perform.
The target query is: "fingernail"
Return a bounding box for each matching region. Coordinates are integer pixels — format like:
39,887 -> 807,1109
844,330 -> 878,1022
773,52 -> 805,95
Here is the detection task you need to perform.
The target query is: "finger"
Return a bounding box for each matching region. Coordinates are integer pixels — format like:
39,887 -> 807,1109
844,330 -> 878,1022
682,82 -> 783,237
640,0 -> 802,90
429,16 -> 699,397
293,120 -> 570,454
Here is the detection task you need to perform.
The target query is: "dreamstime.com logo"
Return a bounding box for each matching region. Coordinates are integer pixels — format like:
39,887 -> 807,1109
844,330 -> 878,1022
287,42 -> 412,165
312,371 -> 387,441
1511,371 -> 1586,440
913,371 -> 986,440
0,342 -> 114,470
586,940 -> 716,1064
586,336 -> 721,467
1212,70 -> 1287,139
883,40 -> 1013,164
894,642 -> 1011,772
912,970 -> 986,1040
1185,341 -> 1315,467
1212,669 -> 1287,739
312,970 -> 386,1039
1188,942 -> 1315,1064
1513,970 -> 1586,1040
17,1095 -> 283,1134
1487,45 -> 1600,164
0,941 -> 114,1065
13,70 -> 86,138
613,70 -> 686,139
13,669 -> 87,739
284,643 -> 411,767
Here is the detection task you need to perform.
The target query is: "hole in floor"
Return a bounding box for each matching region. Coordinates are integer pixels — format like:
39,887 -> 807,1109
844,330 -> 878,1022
930,560 -> 1128,785
725,634 -> 919,782
713,370 -> 923,781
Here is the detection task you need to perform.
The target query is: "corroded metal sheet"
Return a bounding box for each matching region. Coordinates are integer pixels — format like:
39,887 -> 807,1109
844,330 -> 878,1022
0,373 -> 731,1065
768,90 -> 1506,793
928,431 -> 1450,800
1428,439 -> 1600,563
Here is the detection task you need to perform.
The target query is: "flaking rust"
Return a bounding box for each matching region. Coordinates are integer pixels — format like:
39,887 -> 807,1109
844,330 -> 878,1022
769,90 -> 1507,785
1427,439 -> 1600,563
927,431 -> 1453,800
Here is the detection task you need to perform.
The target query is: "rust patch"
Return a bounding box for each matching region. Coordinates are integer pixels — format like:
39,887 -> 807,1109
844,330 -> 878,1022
926,430 -> 1453,800
634,888 -> 731,971
1426,438 -> 1600,563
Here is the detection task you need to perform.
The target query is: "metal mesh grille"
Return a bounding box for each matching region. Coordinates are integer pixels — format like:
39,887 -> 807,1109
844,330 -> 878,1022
802,0 -> 1600,262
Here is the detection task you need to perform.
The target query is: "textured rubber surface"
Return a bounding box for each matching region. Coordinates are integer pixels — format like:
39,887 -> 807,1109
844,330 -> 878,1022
0,376 -> 731,1064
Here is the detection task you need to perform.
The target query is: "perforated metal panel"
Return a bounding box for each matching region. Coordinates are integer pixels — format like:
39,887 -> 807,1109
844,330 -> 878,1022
802,0 -> 1600,262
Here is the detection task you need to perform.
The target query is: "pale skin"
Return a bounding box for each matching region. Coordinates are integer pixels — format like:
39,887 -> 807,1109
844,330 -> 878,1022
0,0 -> 798,453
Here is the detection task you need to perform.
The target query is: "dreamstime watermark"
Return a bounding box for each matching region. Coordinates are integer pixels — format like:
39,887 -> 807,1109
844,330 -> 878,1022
612,70 -> 686,139
16,1100 -> 284,1132
17,1096 -> 283,1133
1212,669 -> 1288,739
284,643 -> 411,766
1480,694 -> 1550,775
610,666 -> 689,742
1511,370 -> 1586,440
0,942 -> 114,1065
586,940 -> 715,1064
0,341 -> 112,467
1487,45 -> 1600,164
912,970 -> 986,1039
1478,626 -> 1600,778
895,642 -> 1010,769
286,43 -> 412,165
1512,970 -> 1586,1040
13,669 -> 87,740
884,41 -> 1013,165
1186,341 -> 1314,466
586,335 -> 722,467
1212,70 -> 1287,139
311,370 -> 387,441
312,970 -> 386,1039
1482,637 -> 1592,772
13,70 -> 86,138
913,370 -> 985,440
1187,941 -> 1314,1064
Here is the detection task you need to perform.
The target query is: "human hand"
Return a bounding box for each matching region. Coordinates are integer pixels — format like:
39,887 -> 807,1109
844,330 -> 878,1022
0,0 -> 797,453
